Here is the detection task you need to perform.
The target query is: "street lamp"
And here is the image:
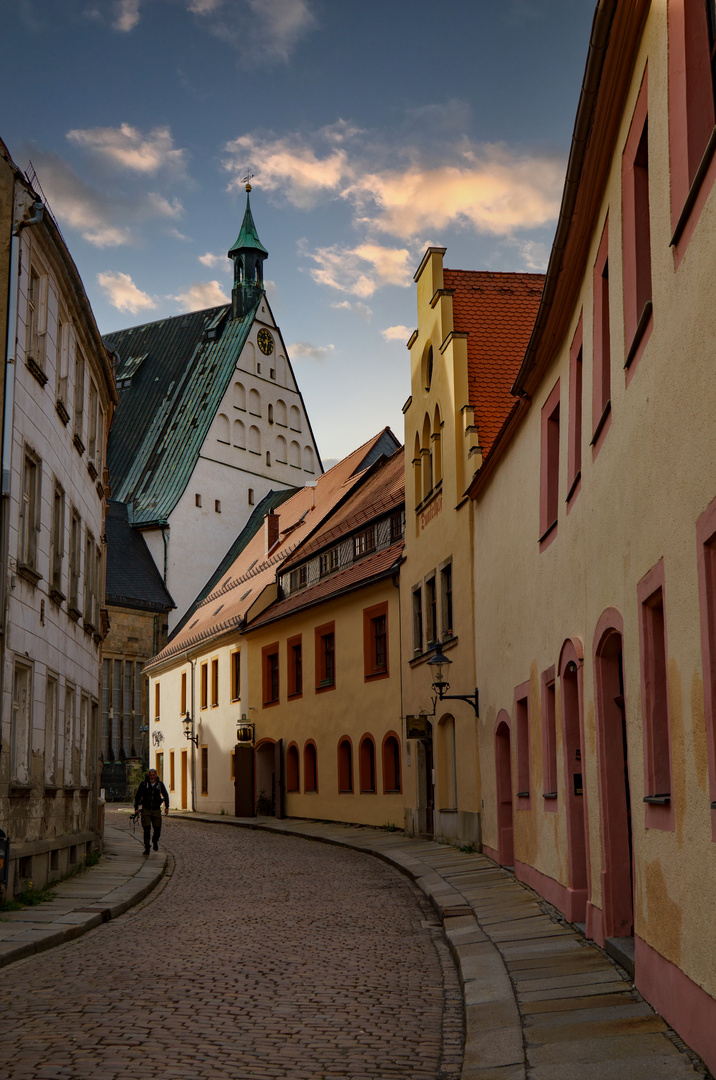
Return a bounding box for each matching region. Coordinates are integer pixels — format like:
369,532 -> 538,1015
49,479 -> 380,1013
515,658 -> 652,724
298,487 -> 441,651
182,712 -> 199,746
427,646 -> 480,716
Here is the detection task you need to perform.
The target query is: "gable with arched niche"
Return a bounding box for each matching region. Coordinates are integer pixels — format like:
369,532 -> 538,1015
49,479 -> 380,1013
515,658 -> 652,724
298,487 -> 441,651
276,434 -> 287,463
233,419 -> 246,449
234,382 -> 246,410
303,445 -> 314,473
248,425 -> 261,454
275,398 -> 287,426
413,405 -> 442,504
249,388 -> 261,417
216,413 -> 230,444
289,405 -> 301,432
289,440 -> 301,469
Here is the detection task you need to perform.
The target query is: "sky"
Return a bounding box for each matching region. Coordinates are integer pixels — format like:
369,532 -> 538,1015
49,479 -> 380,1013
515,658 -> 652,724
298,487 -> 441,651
1,0 -> 595,465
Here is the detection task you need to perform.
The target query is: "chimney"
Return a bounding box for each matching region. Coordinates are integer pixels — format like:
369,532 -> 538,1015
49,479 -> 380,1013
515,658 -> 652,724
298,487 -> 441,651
264,510 -> 280,554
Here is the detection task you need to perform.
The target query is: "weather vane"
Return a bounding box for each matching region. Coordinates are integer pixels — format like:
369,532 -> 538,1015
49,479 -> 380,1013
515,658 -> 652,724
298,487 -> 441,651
241,169 -> 255,191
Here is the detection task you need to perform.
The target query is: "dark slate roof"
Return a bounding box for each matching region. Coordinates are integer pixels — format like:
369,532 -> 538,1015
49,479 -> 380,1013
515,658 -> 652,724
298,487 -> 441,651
168,486 -> 297,642
105,501 -> 175,612
103,299 -> 257,527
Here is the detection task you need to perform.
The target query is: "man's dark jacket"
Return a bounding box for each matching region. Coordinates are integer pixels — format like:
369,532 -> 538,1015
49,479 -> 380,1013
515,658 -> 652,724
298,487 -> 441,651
135,779 -> 169,813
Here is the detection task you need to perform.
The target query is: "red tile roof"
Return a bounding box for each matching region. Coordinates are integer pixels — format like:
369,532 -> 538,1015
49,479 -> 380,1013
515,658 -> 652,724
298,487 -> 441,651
246,541 -> 404,631
282,448 -> 404,571
443,269 -> 544,459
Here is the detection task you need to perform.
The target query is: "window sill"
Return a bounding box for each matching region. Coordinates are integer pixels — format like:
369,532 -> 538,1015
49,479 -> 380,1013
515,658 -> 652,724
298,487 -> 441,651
516,790 -> 530,799
49,586 -> 66,605
409,635 -> 459,668
83,620 -> 97,635
73,433 -> 86,454
9,784 -> 32,796
624,300 -> 653,370
315,681 -> 335,694
671,124 -> 716,249
56,398 -> 70,426
287,692 -> 303,701
643,793 -> 670,805
17,563 -> 42,586
538,520 -> 557,546
68,605 -> 82,623
542,791 -> 558,800
566,471 -> 581,505
26,356 -> 48,387
87,461 -> 98,481
591,400 -> 611,446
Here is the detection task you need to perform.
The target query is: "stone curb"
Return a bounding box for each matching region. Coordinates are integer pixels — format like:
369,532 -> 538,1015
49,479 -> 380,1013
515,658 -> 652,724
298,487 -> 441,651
178,812 -> 526,1080
0,827 -> 167,969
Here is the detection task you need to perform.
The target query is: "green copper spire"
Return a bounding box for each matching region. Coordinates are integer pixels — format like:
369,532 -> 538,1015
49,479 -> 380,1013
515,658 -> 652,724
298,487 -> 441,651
229,183 -> 269,319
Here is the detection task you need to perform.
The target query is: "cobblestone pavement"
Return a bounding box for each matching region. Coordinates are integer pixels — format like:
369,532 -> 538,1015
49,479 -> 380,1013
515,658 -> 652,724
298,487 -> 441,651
0,811 -> 463,1080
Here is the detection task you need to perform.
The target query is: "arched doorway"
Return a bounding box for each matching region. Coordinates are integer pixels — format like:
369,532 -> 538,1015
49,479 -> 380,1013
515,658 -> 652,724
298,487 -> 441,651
594,611 -> 633,939
559,639 -> 589,922
495,712 -> 514,867
254,739 -> 284,818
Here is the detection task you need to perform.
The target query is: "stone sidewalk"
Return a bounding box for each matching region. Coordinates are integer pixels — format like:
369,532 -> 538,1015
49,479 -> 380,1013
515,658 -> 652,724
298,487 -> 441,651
181,812 -> 711,1080
0,823 -> 165,969
1,809 -> 711,1080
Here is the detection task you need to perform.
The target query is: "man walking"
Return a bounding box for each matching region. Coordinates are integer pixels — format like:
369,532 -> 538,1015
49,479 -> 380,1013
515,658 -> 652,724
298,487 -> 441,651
134,768 -> 169,855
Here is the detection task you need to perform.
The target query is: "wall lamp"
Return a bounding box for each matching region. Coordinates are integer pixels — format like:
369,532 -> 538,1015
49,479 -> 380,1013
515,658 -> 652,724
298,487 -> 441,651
427,646 -> 480,716
182,712 -> 199,747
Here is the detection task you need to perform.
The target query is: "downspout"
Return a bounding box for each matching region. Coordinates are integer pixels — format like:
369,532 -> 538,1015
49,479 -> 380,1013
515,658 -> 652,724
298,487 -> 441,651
161,525 -> 168,584
0,196 -> 44,747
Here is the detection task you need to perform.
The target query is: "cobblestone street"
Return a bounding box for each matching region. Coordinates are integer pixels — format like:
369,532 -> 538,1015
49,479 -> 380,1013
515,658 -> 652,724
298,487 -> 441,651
0,811 -> 463,1080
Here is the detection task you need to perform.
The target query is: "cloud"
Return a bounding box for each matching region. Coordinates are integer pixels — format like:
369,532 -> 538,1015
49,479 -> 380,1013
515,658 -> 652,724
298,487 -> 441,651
225,124 -> 564,242
171,280 -> 230,310
382,325 -> 412,343
67,123 -> 187,175
146,192 -> 184,218
24,151 -> 132,247
198,251 -> 226,268
98,270 -> 156,313
304,241 -> 413,298
503,236 -> 550,272
113,0 -> 140,31
288,341 -> 334,361
190,0 -> 315,62
331,300 -> 372,320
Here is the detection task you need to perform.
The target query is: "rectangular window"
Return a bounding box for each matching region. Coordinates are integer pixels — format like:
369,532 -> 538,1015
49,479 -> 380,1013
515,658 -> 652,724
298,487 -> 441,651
200,662 -> 208,710
64,684 -> 76,787
211,658 -> 219,707
50,480 -> 65,596
169,750 -> 175,792
26,266 -> 47,372
154,681 -> 160,721
638,561 -> 674,829
390,510 -> 405,543
201,746 -> 208,795
262,643 -> 280,706
440,562 -> 453,639
315,622 -> 336,691
44,674 -> 58,786
79,695 -> 89,787
567,317 -> 583,507
353,525 -> 376,559
290,565 -> 308,591
319,547 -> 339,576
287,635 -> 303,697
515,683 -> 531,804
180,671 -> 187,715
412,586 -> 423,654
155,751 -> 164,782
539,381 -> 560,547
69,508 -> 81,614
230,651 -> 240,701
363,603 -> 389,680
73,349 -> 85,446
88,380 -> 98,465
84,529 -> 97,628
425,576 -> 437,646
19,450 -> 40,573
12,662 -> 32,785
592,219 -> 612,455
623,73 -> 653,375
541,668 -> 558,808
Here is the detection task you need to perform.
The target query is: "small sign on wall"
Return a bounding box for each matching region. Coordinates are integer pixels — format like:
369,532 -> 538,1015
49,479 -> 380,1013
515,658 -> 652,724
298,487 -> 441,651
406,715 -> 431,739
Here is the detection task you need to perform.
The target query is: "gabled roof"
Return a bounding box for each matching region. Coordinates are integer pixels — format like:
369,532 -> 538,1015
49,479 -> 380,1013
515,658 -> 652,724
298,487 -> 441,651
145,428 -> 399,669
444,269 -> 544,459
103,299 -> 258,527
281,447 -> 404,572
229,188 -> 268,257
105,501 -> 174,613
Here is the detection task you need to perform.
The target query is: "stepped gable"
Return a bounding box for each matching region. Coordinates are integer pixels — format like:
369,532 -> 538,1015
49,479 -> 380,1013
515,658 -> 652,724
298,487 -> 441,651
444,269 -> 544,459
281,446 -> 404,572
105,502 -> 174,612
104,299 -> 256,527
146,428 -> 398,667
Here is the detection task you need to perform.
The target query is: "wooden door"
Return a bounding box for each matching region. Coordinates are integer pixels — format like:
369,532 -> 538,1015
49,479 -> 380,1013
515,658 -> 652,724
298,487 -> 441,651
181,749 -> 187,810
234,745 -> 255,816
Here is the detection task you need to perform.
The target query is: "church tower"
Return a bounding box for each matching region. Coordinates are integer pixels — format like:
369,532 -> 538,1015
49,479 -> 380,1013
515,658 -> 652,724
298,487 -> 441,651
229,182 -> 269,319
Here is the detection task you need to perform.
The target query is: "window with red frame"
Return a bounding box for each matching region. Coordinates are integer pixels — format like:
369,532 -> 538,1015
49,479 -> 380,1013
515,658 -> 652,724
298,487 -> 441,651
623,76 -> 653,370
541,671 -> 558,806
592,219 -> 611,449
540,382 -> 560,544
515,687 -> 530,800
287,636 -> 302,697
338,738 -> 353,792
363,603 -> 389,679
359,736 -> 376,793
315,624 -> 335,689
304,742 -> 317,792
262,643 -> 279,706
286,744 -> 299,792
567,317 -> 583,505
382,735 -> 401,793
638,563 -> 673,823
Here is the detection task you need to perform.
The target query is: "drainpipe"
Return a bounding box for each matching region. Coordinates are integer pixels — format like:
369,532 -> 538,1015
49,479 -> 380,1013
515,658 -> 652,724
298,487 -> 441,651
161,525 -> 168,584
0,195 -> 44,747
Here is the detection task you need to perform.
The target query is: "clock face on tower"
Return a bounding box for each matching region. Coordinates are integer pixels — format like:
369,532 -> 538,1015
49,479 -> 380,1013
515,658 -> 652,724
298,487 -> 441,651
257,328 -> 274,356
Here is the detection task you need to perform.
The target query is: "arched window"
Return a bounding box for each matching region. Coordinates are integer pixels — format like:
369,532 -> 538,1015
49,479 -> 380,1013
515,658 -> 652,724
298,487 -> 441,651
382,733 -> 401,793
233,419 -> 246,449
422,342 -> 434,389
268,403 -> 274,424
413,433 -> 422,505
304,741 -> 318,792
303,445 -> 314,473
266,450 -> 271,467
432,403 -> 442,484
338,738 -> 353,793
275,399 -> 287,426
359,734 -> 376,793
249,388 -> 261,416
234,382 -> 246,410
289,440 -> 301,468
216,413 -> 230,444
276,435 -> 287,463
421,413 -> 433,500
289,405 -> 301,432
248,425 -> 261,454
286,743 -> 299,792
